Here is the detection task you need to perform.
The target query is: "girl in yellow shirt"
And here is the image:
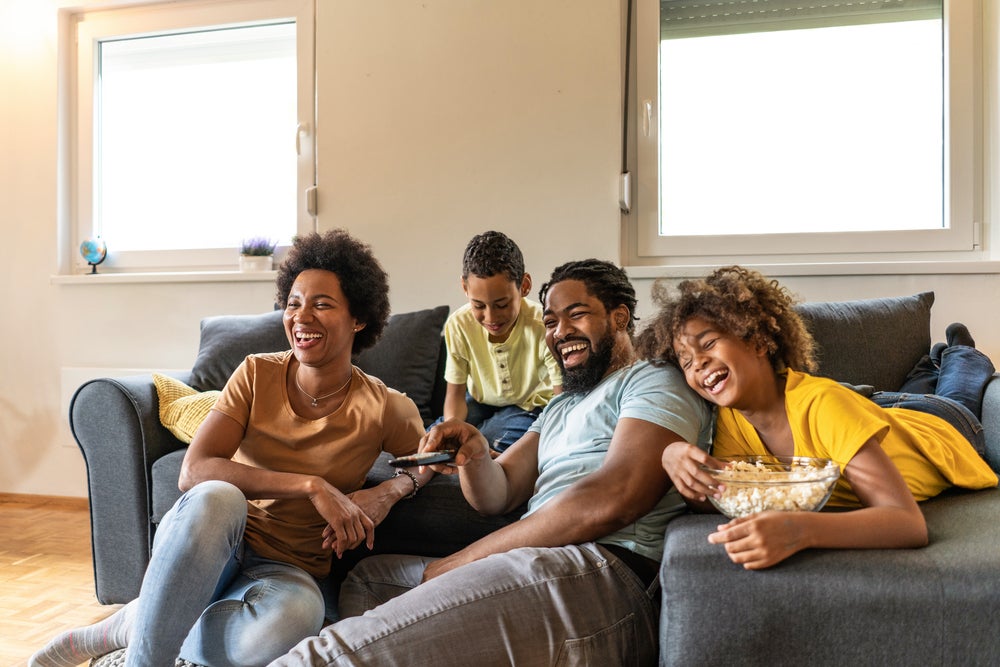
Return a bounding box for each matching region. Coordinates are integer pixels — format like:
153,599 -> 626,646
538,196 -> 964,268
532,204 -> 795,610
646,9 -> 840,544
636,266 -> 997,570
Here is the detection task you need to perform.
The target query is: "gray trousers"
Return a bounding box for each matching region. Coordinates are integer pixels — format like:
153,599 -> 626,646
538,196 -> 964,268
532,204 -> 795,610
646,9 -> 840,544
271,543 -> 660,666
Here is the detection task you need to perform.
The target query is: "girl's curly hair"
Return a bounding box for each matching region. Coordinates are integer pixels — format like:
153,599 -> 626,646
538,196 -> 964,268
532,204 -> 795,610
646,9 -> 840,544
275,230 -> 390,354
635,265 -> 817,373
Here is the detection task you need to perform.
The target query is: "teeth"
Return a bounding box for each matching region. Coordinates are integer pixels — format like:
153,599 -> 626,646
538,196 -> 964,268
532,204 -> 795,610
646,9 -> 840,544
296,332 -> 322,340
561,342 -> 587,357
704,369 -> 727,388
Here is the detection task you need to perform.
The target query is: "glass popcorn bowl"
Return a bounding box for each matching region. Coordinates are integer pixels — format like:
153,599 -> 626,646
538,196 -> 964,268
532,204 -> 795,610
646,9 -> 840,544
701,455 -> 841,519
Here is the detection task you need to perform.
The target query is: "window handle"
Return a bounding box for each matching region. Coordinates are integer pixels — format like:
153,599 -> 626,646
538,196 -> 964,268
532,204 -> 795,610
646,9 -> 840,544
643,100 -> 652,137
296,122 -> 311,156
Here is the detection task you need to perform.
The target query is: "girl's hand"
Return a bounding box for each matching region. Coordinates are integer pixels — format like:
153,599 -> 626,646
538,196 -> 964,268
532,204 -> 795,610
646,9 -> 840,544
708,512 -> 807,569
662,441 -> 723,502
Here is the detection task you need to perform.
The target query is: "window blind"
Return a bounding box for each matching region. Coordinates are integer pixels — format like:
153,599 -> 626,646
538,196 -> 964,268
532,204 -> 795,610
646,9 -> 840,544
660,0 -> 942,39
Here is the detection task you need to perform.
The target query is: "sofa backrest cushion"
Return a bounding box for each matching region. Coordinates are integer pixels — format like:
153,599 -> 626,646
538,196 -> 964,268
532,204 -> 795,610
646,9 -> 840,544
190,310 -> 288,392
353,305 -> 449,423
188,305 -> 449,421
795,292 -> 933,391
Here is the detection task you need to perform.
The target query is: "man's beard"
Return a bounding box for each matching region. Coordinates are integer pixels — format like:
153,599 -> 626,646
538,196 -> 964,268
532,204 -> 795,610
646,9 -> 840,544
560,329 -> 616,394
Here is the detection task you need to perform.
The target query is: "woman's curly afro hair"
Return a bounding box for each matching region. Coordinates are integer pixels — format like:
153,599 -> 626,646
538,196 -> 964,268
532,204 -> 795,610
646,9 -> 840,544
635,265 -> 817,373
275,230 -> 390,355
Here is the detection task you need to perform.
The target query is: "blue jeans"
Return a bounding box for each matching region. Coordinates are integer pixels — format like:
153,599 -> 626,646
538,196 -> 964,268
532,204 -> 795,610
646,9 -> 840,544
272,543 -> 660,666
895,344 -> 995,418
871,391 -> 987,458
430,395 -> 543,453
128,481 -> 325,667
871,343 -> 994,460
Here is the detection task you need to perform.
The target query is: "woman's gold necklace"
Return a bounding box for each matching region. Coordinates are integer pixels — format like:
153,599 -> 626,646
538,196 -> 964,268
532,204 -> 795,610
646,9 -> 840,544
295,371 -> 352,408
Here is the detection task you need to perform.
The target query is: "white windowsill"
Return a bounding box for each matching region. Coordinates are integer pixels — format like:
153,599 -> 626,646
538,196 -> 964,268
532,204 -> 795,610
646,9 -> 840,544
625,260 -> 1000,280
51,270 -> 277,285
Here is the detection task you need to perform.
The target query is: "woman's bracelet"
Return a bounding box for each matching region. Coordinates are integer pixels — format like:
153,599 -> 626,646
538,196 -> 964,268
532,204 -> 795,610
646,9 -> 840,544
393,468 -> 420,499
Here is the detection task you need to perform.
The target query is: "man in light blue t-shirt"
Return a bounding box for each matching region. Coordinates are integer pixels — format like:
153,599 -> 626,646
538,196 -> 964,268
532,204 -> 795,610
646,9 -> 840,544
274,259 -> 712,667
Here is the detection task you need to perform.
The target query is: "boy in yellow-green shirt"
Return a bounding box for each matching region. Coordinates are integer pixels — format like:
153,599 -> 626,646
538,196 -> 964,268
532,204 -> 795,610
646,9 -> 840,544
440,231 -> 562,454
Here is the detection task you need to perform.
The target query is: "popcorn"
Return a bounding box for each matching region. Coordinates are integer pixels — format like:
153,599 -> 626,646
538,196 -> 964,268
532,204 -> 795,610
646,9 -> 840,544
709,459 -> 838,519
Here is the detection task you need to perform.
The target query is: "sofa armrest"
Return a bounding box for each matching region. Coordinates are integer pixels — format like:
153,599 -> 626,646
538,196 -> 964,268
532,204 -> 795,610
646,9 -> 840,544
978,373 -> 1000,472
69,373 -> 190,604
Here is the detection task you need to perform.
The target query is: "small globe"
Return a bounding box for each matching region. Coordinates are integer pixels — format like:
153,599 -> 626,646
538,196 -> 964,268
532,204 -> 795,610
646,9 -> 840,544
80,238 -> 107,265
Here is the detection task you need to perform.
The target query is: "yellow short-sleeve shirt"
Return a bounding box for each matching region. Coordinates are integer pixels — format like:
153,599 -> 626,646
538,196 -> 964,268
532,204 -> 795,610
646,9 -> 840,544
713,369 -> 997,507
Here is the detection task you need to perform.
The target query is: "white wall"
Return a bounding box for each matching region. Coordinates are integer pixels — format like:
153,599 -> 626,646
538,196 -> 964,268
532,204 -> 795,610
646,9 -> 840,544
313,0 -> 623,305
2,0 -> 1000,498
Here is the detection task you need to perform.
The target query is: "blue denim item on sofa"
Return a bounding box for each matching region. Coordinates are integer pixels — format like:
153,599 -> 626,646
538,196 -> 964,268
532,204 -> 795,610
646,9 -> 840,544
896,344 -> 996,417
872,341 -> 995,457
871,391 -> 986,456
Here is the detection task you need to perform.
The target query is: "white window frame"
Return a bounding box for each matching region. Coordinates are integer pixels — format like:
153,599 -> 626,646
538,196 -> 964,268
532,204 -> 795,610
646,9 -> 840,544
70,0 -> 315,273
628,0 -> 984,268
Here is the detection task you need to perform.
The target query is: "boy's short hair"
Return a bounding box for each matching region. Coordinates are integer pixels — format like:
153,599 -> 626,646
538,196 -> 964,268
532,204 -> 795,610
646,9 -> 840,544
462,231 -> 525,283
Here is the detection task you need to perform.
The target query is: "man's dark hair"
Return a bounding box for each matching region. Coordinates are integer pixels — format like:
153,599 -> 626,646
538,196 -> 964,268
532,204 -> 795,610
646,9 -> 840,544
462,231 -> 525,283
538,259 -> 638,333
275,229 -> 390,354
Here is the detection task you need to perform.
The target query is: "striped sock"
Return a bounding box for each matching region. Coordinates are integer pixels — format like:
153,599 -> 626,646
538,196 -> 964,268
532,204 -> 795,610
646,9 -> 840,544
29,600 -> 135,667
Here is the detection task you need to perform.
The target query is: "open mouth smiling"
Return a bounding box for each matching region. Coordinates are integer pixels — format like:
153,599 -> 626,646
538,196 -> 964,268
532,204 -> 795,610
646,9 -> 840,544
295,331 -> 323,344
703,368 -> 729,393
559,341 -> 588,364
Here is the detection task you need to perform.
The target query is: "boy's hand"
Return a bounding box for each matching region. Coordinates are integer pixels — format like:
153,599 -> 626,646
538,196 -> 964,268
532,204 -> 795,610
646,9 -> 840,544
419,419 -> 489,474
662,441 -> 723,502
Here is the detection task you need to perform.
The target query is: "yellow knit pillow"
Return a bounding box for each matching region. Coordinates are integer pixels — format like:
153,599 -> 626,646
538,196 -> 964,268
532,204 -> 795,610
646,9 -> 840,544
153,373 -> 221,444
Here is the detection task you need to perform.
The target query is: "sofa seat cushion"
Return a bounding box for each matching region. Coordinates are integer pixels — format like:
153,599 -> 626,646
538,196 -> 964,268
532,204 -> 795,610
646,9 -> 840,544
151,449 -> 186,524
659,487 -> 1000,666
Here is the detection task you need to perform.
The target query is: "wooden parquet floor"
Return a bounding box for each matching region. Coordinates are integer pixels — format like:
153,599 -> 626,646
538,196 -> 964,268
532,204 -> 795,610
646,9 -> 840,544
0,494 -> 120,667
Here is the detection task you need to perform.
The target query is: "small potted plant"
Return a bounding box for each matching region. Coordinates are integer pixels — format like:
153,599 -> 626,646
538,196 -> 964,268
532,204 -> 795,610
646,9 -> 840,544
239,236 -> 277,271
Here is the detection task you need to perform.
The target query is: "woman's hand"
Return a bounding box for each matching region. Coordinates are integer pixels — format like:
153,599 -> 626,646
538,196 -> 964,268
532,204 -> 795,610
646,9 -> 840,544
662,441 -> 722,503
309,480 -> 374,558
343,486 -> 395,530
708,512 -> 808,569
344,472 -> 423,530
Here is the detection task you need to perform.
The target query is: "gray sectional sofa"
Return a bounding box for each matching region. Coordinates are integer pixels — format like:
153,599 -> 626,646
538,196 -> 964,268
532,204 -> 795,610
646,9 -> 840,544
70,292 -> 1000,665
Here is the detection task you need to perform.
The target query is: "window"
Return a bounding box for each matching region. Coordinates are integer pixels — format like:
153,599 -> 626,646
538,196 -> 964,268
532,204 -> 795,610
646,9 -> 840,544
630,0 -> 981,265
70,0 -> 314,273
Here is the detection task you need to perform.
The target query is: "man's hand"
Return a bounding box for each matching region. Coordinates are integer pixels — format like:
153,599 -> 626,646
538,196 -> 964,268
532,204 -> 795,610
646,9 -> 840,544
419,419 -> 490,474
421,549 -> 475,582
